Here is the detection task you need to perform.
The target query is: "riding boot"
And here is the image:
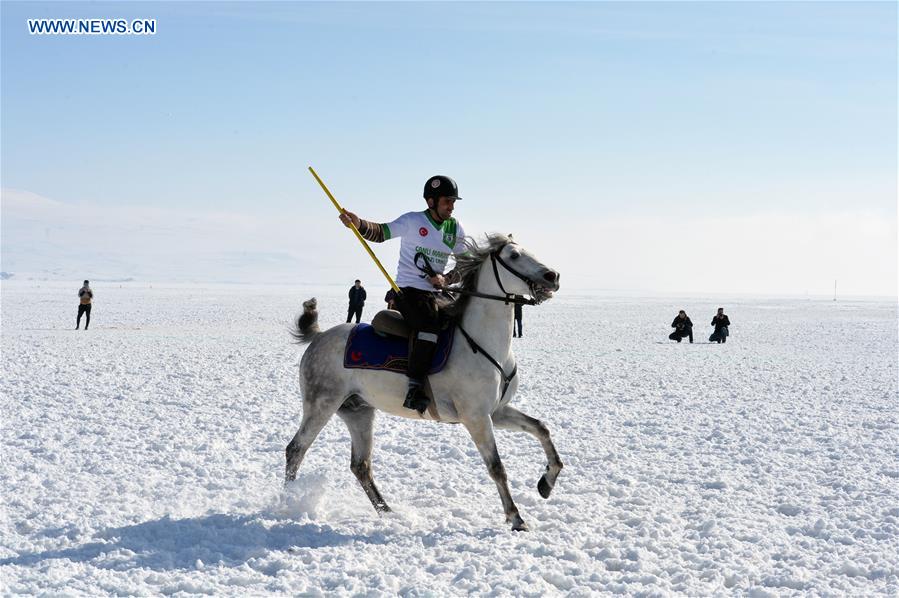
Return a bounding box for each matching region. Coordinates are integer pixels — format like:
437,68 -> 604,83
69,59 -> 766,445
402,334 -> 438,414
403,380 -> 429,414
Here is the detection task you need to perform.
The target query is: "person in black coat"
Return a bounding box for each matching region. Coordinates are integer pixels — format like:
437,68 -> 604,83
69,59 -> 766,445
709,307 -> 730,343
346,279 -> 367,323
669,309 -> 693,343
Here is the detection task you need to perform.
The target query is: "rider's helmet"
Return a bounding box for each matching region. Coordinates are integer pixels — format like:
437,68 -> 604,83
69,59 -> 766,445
423,175 -> 462,203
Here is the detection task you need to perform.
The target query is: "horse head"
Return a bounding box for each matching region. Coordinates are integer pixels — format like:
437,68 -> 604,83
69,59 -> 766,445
444,234 -> 560,315
487,237 -> 560,304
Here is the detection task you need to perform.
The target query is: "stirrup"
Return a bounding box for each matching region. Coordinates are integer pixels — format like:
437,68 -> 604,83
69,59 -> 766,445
403,387 -> 429,414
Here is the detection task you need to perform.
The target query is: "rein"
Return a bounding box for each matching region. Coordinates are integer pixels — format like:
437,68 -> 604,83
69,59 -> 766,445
414,247 -> 539,306
447,288 -> 537,306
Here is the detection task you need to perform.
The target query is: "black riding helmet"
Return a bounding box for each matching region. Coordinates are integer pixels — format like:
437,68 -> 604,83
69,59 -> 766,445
423,175 -> 462,201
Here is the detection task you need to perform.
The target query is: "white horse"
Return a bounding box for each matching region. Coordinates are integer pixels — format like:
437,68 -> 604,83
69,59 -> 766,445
286,234 -> 562,531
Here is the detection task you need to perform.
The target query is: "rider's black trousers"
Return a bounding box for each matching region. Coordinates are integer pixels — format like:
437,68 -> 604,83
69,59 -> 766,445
395,287 -> 440,382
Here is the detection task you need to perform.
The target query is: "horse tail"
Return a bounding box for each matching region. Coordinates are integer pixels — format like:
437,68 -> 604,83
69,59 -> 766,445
291,297 -> 320,344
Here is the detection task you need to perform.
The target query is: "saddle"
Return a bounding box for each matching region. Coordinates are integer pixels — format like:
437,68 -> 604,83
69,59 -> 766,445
342,310 -> 455,375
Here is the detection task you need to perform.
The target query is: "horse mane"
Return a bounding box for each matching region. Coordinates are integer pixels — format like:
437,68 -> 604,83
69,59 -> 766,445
439,233 -> 512,319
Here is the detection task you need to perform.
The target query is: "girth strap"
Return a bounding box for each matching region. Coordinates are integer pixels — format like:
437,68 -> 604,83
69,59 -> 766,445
457,324 -> 517,400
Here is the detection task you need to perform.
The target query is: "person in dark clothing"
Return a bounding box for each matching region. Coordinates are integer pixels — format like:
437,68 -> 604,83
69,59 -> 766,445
513,302 -> 523,338
76,280 -> 93,330
709,307 -> 730,343
669,309 -> 693,343
346,279 -> 367,323
384,288 -> 398,310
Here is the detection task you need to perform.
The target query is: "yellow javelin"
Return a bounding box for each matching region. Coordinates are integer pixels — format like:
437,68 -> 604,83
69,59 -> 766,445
308,166 -> 400,293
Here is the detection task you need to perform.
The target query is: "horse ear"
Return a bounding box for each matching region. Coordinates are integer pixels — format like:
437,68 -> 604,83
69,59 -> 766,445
508,233 -> 514,241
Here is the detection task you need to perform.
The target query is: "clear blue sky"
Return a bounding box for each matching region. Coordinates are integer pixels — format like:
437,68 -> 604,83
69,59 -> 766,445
2,2 -> 896,295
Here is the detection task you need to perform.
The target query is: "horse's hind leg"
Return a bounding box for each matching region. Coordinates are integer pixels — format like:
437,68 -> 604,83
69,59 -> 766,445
285,393 -> 342,482
492,405 -> 563,499
462,416 -> 528,531
337,398 -> 391,514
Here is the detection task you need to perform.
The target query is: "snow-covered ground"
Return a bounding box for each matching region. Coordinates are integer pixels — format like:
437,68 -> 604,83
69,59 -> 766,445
1,281 -> 897,596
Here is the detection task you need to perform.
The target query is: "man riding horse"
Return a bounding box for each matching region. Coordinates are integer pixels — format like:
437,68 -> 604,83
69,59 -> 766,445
290,173 -> 561,529
339,175 -> 466,415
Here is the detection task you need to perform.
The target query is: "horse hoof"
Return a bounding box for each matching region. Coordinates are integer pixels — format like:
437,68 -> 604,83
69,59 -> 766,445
538,475 -> 553,499
376,504 -> 392,514
511,517 -> 529,532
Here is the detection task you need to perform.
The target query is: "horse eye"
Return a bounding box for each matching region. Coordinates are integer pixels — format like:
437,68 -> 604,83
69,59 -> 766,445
510,250 -> 520,260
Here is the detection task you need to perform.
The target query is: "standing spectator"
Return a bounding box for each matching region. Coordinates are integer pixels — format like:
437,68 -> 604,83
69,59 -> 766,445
347,279 -> 367,323
76,280 -> 93,330
385,288 -> 398,310
513,302 -> 523,338
709,307 -> 730,343
669,309 -> 693,343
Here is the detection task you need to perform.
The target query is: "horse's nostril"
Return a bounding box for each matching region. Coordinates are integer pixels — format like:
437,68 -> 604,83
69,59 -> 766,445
544,271 -> 558,284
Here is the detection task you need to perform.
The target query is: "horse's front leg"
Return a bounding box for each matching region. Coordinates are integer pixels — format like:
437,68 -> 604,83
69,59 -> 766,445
461,415 -> 528,531
492,405 -> 563,499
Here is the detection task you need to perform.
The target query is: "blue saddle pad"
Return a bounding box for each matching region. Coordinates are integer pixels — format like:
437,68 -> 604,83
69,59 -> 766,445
343,323 -> 454,374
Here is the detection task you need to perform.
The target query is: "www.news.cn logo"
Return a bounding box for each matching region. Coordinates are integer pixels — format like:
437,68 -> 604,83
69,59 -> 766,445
28,19 -> 156,35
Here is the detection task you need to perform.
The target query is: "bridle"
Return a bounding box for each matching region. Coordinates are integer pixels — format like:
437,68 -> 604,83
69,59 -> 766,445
432,244 -> 543,306
485,249 -> 542,305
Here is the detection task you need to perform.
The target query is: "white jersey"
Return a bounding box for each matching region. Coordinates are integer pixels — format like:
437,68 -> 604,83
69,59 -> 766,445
382,211 -> 466,291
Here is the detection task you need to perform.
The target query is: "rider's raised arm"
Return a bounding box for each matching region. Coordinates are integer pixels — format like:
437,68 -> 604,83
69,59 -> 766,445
357,219 -> 389,243
340,210 -> 390,243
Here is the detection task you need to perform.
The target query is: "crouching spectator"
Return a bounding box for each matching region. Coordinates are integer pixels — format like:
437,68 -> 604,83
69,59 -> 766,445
669,310 -> 693,343
709,307 -> 730,343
